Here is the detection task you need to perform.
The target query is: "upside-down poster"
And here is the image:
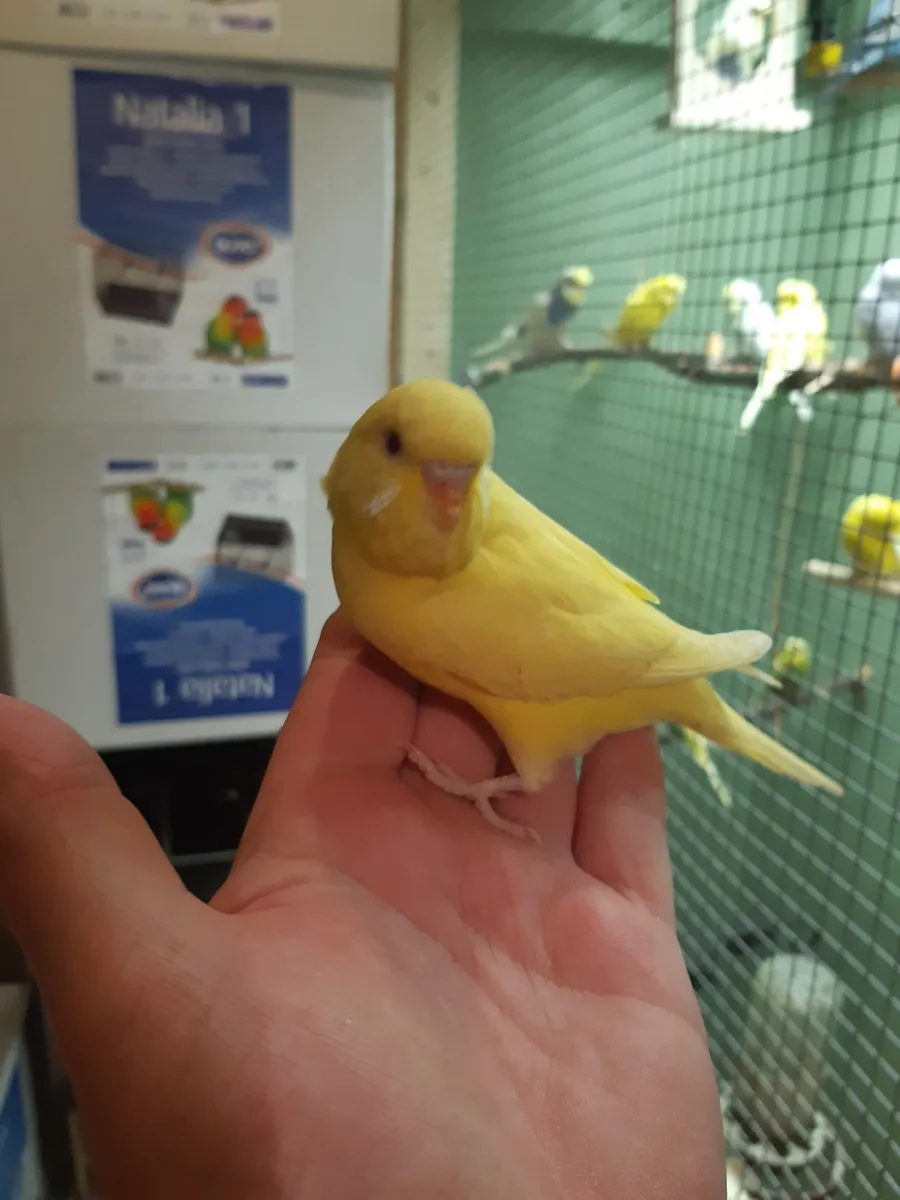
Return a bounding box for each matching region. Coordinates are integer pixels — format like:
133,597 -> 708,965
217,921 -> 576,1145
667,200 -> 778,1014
102,453 -> 306,725
73,69 -> 294,391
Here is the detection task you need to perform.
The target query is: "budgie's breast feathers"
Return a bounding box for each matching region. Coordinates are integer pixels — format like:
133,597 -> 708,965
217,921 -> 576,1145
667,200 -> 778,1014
333,470 -> 768,706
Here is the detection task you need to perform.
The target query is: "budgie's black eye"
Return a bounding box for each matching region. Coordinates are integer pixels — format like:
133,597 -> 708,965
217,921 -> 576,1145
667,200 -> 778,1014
384,430 -> 403,457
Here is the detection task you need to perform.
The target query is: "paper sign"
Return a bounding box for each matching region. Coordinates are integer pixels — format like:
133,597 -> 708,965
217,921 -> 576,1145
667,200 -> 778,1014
73,69 -> 293,390
56,0 -> 279,35
102,453 -> 306,725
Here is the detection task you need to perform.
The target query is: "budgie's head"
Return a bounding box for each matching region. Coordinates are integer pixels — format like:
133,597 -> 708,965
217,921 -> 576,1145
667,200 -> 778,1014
322,379 -> 494,577
559,266 -> 594,307
723,278 -> 763,315
773,636 -> 812,677
650,274 -> 687,310
874,259 -> 900,296
775,279 -> 818,311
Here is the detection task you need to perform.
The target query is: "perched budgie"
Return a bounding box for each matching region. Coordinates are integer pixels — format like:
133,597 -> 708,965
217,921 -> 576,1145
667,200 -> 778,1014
856,259 -> 900,368
469,267 -> 594,363
824,0 -> 900,95
723,279 -> 775,363
323,379 -> 842,840
574,274 -> 686,390
680,728 -> 733,809
738,279 -> 828,432
841,494 -> 900,577
704,0 -> 773,83
772,636 -> 812,678
206,294 -> 248,358
237,310 -> 270,359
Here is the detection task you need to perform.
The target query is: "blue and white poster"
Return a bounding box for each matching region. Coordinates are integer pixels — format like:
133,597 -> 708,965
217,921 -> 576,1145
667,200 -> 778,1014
102,453 -> 306,725
73,69 -> 293,391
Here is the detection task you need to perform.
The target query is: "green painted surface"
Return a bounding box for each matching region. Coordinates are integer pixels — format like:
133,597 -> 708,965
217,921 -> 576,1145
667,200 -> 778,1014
452,6 -> 900,1194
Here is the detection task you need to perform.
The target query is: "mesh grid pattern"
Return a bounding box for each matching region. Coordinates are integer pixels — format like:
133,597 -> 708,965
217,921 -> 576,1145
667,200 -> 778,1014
450,2 -> 900,1195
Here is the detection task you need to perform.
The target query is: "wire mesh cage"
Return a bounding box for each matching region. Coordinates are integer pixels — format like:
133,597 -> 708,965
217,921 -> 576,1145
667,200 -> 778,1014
436,0 -> 900,1196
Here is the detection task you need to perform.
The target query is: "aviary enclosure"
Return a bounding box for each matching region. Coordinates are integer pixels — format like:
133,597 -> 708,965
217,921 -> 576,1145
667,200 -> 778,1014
411,0 -> 900,1195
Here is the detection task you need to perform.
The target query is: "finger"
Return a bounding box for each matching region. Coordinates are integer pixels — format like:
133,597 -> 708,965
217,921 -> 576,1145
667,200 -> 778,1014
572,728 -> 674,924
404,687 -> 501,786
492,756 -> 579,853
0,695 -> 195,1018
237,610 -> 418,855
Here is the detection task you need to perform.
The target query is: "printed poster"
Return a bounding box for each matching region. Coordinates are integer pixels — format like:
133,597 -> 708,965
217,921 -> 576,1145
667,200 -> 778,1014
73,69 -> 293,391
102,454 -> 306,725
56,0 -> 279,36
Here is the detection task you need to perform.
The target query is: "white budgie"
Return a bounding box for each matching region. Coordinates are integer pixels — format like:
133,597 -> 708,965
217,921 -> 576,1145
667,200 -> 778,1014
738,279 -> 828,433
470,267 -> 594,362
704,0 -> 773,83
723,279 -> 775,363
856,259 -> 900,368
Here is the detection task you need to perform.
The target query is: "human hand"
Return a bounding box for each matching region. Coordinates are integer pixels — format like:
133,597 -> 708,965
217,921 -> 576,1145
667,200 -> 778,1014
0,612 -> 724,1200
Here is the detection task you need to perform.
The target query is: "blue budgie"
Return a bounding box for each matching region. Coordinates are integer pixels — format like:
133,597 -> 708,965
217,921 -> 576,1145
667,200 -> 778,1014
824,0 -> 900,94
856,259 -> 900,368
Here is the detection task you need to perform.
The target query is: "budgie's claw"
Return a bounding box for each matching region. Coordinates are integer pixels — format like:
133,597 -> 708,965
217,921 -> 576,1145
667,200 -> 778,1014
406,745 -> 540,842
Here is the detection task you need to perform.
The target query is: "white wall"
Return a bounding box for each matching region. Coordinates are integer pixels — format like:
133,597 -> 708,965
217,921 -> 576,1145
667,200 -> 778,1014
0,0 -> 400,72
0,37 -> 395,748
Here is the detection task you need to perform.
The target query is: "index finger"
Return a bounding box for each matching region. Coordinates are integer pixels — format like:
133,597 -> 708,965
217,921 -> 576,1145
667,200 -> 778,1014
234,609 -> 419,856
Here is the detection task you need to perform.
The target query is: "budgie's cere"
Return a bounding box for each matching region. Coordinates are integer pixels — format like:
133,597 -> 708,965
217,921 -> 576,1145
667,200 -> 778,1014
723,279 -> 775,362
738,279 -> 828,432
323,379 -> 843,840
841,493 -> 900,577
856,259 -> 900,368
470,267 -> 594,362
704,0 -> 773,83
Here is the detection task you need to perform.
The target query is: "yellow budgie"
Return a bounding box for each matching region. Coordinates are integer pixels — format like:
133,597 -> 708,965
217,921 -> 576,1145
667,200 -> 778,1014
680,728 -> 733,809
841,494 -> 900,577
574,274 -> 686,391
738,279 -> 828,432
323,379 -> 842,840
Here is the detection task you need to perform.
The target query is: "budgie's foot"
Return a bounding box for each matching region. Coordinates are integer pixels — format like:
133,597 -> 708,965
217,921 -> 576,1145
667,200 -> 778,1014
788,389 -> 815,423
405,745 -> 540,842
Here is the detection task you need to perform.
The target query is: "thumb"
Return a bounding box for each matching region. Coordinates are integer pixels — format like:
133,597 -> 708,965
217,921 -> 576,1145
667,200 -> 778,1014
0,695 -> 195,1018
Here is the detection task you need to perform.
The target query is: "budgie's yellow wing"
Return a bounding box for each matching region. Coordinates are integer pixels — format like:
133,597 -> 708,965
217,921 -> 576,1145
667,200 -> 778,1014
336,472 -> 770,705
501,480 -> 660,605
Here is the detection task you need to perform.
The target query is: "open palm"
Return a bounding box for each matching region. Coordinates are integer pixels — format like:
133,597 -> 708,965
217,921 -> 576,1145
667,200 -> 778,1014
0,613 -> 724,1200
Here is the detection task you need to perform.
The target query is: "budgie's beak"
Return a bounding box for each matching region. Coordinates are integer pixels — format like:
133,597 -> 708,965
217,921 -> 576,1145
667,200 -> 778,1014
421,460 -> 477,532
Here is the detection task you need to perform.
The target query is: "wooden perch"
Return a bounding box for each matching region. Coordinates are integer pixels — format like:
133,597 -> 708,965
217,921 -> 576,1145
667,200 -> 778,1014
465,346 -> 897,395
746,666 -> 873,722
803,560 -> 900,598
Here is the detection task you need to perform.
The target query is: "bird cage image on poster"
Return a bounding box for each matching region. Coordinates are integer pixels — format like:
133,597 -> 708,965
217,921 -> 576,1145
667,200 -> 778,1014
417,0 -> 900,1196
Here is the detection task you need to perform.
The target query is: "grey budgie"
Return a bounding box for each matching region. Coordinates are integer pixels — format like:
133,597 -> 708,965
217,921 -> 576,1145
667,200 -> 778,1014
856,259 -> 900,368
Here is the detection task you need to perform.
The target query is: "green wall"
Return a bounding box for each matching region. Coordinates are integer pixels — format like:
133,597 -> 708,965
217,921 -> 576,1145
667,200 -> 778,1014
451,6 -> 900,1195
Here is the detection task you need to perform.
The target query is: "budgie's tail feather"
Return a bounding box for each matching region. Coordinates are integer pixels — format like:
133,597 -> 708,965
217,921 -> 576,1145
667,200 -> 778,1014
573,360 -> 601,393
472,324 -> 518,359
738,383 -> 769,432
644,629 -> 771,686
680,686 -> 843,797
